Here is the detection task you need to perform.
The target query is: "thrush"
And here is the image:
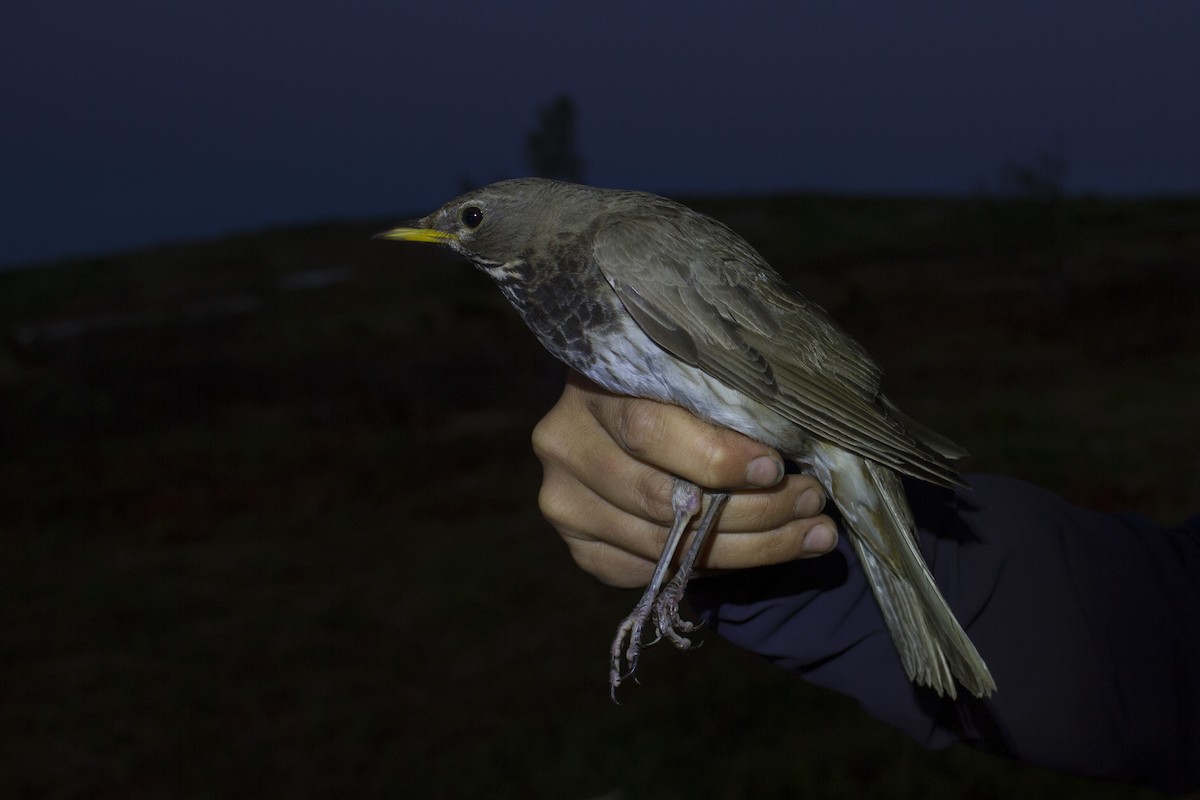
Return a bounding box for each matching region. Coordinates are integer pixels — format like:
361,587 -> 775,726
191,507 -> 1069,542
378,178 -> 995,699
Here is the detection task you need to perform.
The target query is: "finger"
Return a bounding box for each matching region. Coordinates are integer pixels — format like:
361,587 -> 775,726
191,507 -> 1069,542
707,473 -> 828,534
696,515 -> 840,571
565,537 -> 659,589
538,466 -> 674,587
573,372 -> 786,490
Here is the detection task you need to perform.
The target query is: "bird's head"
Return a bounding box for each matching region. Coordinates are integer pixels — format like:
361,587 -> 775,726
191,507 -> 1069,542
375,178 -> 599,274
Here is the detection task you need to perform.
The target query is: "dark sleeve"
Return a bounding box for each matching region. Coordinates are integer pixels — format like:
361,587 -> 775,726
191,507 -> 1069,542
685,474 -> 1200,795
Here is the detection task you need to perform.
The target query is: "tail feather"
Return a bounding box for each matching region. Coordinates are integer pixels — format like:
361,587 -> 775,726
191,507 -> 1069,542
879,394 -> 971,462
811,443 -> 995,699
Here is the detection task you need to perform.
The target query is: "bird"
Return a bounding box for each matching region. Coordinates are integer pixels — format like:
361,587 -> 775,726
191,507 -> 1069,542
377,178 -> 995,700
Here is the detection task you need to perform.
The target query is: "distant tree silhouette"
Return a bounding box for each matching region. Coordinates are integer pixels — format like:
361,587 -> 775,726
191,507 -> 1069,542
526,95 -> 585,183
998,136 -> 1069,199
991,136 -> 1071,276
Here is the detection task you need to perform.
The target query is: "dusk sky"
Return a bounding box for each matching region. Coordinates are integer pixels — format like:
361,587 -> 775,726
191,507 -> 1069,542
3,1 -> 1198,268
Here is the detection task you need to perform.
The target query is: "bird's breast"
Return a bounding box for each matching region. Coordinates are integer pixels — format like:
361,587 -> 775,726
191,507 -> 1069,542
582,313 -> 807,456
490,259 -> 622,371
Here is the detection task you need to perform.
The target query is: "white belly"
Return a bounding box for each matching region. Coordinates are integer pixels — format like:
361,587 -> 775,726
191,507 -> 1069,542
582,314 -> 806,456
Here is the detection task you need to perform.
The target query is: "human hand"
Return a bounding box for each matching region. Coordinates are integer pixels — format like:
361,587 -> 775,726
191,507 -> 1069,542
531,371 -> 839,588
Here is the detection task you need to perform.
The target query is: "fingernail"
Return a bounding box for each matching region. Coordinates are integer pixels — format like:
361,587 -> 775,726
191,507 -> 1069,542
745,455 -> 783,487
794,487 -> 826,518
804,523 -> 837,554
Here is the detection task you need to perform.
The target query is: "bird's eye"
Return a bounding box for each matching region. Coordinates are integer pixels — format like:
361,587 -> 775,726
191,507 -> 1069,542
460,206 -> 484,229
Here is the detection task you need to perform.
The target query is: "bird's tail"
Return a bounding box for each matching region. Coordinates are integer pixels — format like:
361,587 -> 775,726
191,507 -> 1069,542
811,443 -> 996,699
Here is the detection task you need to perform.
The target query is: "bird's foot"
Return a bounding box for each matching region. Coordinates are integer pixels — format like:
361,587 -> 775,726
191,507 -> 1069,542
653,571 -> 700,649
609,591 -> 655,699
609,569 -> 705,698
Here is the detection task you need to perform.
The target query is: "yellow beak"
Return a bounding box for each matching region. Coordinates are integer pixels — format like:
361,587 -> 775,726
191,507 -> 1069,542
374,226 -> 456,245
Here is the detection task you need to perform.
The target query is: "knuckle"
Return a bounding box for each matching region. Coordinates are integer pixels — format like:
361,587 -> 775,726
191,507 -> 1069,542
613,400 -> 663,456
567,540 -> 612,581
536,474 -> 576,530
569,541 -> 651,589
737,493 -> 780,530
761,525 -> 807,563
725,526 -> 805,569
530,413 -> 566,465
696,431 -> 738,486
630,469 -> 676,524
719,490 -> 786,535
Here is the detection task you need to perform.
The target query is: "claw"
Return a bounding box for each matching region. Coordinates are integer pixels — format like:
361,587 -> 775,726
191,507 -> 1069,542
654,574 -> 700,648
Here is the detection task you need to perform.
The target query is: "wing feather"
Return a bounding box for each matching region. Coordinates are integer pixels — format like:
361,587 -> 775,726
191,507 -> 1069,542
593,209 -> 963,487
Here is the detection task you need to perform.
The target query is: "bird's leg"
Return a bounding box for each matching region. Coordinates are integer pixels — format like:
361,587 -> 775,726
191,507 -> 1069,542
609,479 -> 701,698
654,491 -> 730,647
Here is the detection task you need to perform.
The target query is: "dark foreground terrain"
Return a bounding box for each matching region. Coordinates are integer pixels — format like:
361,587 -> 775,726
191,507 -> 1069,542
2,194 -> 1197,798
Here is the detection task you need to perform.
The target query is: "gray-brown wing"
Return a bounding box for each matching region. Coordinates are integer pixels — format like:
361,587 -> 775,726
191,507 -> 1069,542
592,212 -> 962,487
